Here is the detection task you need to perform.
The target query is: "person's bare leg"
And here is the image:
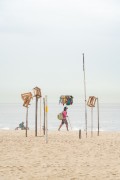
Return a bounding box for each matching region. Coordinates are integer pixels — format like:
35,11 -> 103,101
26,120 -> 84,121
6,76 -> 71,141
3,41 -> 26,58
58,122 -> 63,131
67,122 -> 69,131
66,124 -> 69,131
65,121 -> 69,131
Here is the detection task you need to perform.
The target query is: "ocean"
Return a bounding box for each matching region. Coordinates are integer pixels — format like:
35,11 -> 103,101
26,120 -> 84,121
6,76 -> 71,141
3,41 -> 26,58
0,102 -> 120,131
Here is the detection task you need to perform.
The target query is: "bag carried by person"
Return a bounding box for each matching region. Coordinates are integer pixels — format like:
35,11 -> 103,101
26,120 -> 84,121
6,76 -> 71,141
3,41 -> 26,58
57,112 -> 63,120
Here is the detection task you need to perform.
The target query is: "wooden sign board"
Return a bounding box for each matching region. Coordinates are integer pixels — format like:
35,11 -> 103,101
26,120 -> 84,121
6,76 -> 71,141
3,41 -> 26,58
33,87 -> 42,98
21,92 -> 33,107
87,96 -> 97,107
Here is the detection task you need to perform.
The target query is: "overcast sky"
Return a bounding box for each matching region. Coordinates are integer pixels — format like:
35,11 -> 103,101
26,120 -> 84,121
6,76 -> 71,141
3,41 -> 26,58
0,0 -> 120,103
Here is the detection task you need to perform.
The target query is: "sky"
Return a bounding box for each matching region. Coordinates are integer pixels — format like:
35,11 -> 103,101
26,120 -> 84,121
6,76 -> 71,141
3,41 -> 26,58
0,0 -> 120,103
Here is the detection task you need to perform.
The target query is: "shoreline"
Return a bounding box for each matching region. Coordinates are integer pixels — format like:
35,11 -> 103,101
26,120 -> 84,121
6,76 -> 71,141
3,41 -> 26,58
0,128 -> 120,132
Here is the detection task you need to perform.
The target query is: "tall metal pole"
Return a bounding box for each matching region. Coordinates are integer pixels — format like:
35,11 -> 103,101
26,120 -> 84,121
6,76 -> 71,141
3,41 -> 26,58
97,98 -> 100,136
83,53 -> 87,138
43,98 -> 45,135
35,96 -> 38,137
45,95 -> 48,143
40,98 -> 42,135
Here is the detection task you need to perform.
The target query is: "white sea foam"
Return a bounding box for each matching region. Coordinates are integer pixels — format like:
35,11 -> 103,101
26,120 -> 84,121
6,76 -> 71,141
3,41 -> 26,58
1,127 -> 10,130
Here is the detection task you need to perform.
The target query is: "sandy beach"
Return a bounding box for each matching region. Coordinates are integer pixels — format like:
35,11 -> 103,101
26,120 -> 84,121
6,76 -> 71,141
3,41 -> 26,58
0,130 -> 120,180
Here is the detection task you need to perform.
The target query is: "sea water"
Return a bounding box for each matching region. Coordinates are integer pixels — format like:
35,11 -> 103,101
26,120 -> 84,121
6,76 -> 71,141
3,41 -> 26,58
0,103 -> 120,131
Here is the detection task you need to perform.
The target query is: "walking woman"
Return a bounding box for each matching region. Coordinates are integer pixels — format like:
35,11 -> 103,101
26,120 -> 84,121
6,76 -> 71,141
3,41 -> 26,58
58,106 -> 69,131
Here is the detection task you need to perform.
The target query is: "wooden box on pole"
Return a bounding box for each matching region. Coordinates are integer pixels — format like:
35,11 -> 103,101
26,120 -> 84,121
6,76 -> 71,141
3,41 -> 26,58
87,96 -> 99,137
21,92 -> 33,107
21,92 -> 33,137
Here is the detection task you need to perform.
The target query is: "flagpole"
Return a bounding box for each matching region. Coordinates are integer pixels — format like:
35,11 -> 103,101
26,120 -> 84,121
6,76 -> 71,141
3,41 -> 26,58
83,53 -> 87,138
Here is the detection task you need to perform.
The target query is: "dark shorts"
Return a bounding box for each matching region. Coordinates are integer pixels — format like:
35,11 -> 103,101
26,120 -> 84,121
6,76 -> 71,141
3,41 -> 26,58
62,119 -> 68,125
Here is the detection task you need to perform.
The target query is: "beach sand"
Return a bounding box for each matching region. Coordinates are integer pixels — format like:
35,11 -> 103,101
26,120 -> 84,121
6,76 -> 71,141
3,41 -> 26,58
0,130 -> 120,180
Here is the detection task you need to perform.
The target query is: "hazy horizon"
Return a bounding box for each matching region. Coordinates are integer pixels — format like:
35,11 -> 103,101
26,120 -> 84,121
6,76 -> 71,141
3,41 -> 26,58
0,0 -> 120,104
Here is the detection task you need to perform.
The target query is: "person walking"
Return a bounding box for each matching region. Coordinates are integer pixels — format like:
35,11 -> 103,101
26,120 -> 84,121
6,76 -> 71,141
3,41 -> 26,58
58,106 -> 69,131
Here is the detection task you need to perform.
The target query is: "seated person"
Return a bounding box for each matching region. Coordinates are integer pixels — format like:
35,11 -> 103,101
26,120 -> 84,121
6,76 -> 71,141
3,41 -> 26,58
15,122 -> 29,130
19,122 -> 26,130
